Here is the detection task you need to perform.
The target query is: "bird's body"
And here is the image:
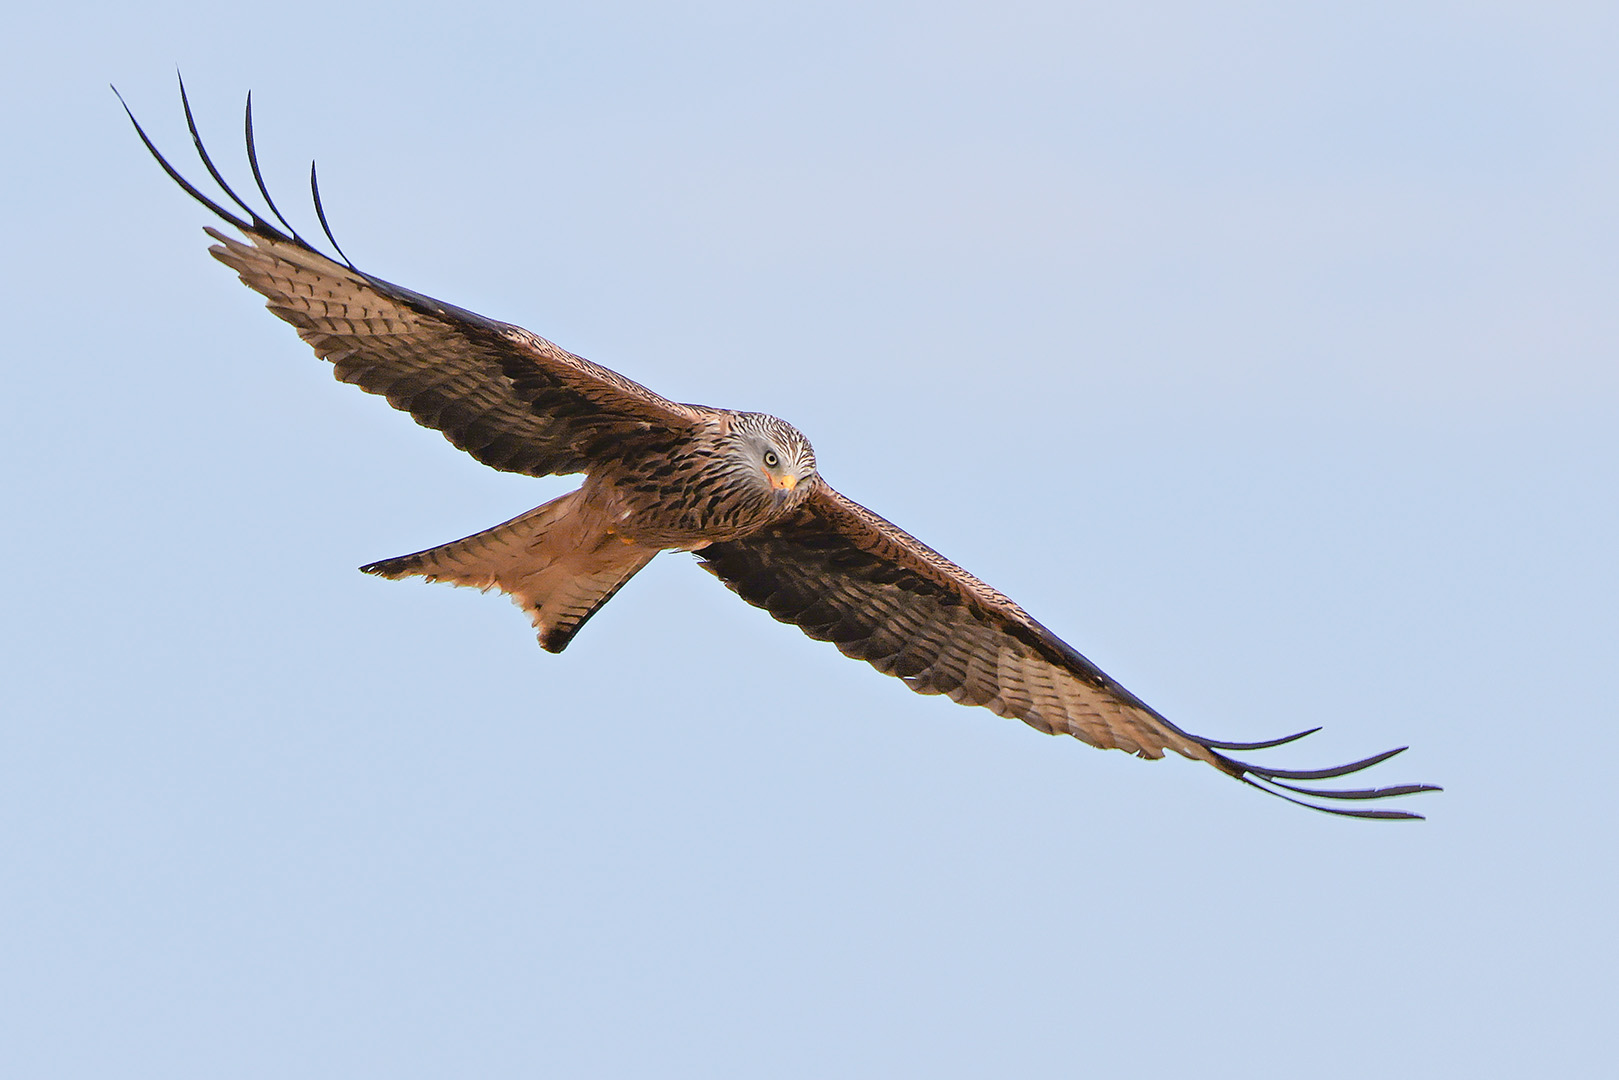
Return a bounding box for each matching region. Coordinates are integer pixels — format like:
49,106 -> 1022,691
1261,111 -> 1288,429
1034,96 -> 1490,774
360,408 -> 819,652
592,410 -> 820,549
120,81 -> 1438,818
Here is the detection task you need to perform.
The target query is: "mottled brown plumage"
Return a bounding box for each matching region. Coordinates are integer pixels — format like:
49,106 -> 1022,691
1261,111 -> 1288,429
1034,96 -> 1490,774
120,80 -> 1439,818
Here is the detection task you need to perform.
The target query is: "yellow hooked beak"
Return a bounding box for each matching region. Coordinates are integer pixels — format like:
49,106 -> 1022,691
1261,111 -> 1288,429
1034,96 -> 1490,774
766,470 -> 798,492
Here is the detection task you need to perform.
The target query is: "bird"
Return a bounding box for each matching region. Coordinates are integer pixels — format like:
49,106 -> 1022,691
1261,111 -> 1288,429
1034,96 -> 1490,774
118,79 -> 1438,819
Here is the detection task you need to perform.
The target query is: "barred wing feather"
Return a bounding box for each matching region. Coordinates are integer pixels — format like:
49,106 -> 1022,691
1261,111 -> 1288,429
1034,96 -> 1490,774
697,487 -> 1439,819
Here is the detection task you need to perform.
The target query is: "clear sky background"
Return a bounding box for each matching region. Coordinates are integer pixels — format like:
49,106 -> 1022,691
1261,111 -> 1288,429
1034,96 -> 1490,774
4,3 -> 1615,1077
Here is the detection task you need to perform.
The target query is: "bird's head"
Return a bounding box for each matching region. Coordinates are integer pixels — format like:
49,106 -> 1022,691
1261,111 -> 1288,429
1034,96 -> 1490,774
732,412 -> 818,506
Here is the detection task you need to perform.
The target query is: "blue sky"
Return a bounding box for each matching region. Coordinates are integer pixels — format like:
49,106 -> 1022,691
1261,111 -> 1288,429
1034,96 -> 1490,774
4,3 -> 1615,1076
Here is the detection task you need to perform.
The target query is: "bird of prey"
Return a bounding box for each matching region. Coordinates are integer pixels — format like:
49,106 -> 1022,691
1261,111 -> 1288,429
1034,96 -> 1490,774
120,81 -> 1438,819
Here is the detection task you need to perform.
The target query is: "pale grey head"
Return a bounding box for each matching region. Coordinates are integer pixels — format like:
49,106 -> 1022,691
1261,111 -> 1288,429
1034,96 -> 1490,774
729,411 -> 818,507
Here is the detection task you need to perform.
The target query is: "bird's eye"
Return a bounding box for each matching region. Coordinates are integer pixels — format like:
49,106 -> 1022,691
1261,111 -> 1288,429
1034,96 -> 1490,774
763,450 -> 780,468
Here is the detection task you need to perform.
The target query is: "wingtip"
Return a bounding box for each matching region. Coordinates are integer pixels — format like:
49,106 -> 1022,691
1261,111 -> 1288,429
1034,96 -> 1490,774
242,88 -> 309,245
309,158 -> 357,269
118,77 -> 263,235
360,554 -> 430,580
1234,774 -> 1434,820
1200,725 -> 1437,820
1199,726 -> 1322,751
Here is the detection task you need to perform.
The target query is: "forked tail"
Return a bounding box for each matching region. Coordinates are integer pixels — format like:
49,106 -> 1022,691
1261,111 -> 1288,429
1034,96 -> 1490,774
361,489 -> 659,653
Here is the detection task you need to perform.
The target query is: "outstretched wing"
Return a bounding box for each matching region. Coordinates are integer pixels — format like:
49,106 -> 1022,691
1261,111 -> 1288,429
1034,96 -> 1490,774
696,485 -> 1439,819
120,80 -> 703,477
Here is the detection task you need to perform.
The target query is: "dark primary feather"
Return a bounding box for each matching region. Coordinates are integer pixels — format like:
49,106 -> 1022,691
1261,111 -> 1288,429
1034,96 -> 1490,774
698,487 -> 1440,819
117,76 -> 703,480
